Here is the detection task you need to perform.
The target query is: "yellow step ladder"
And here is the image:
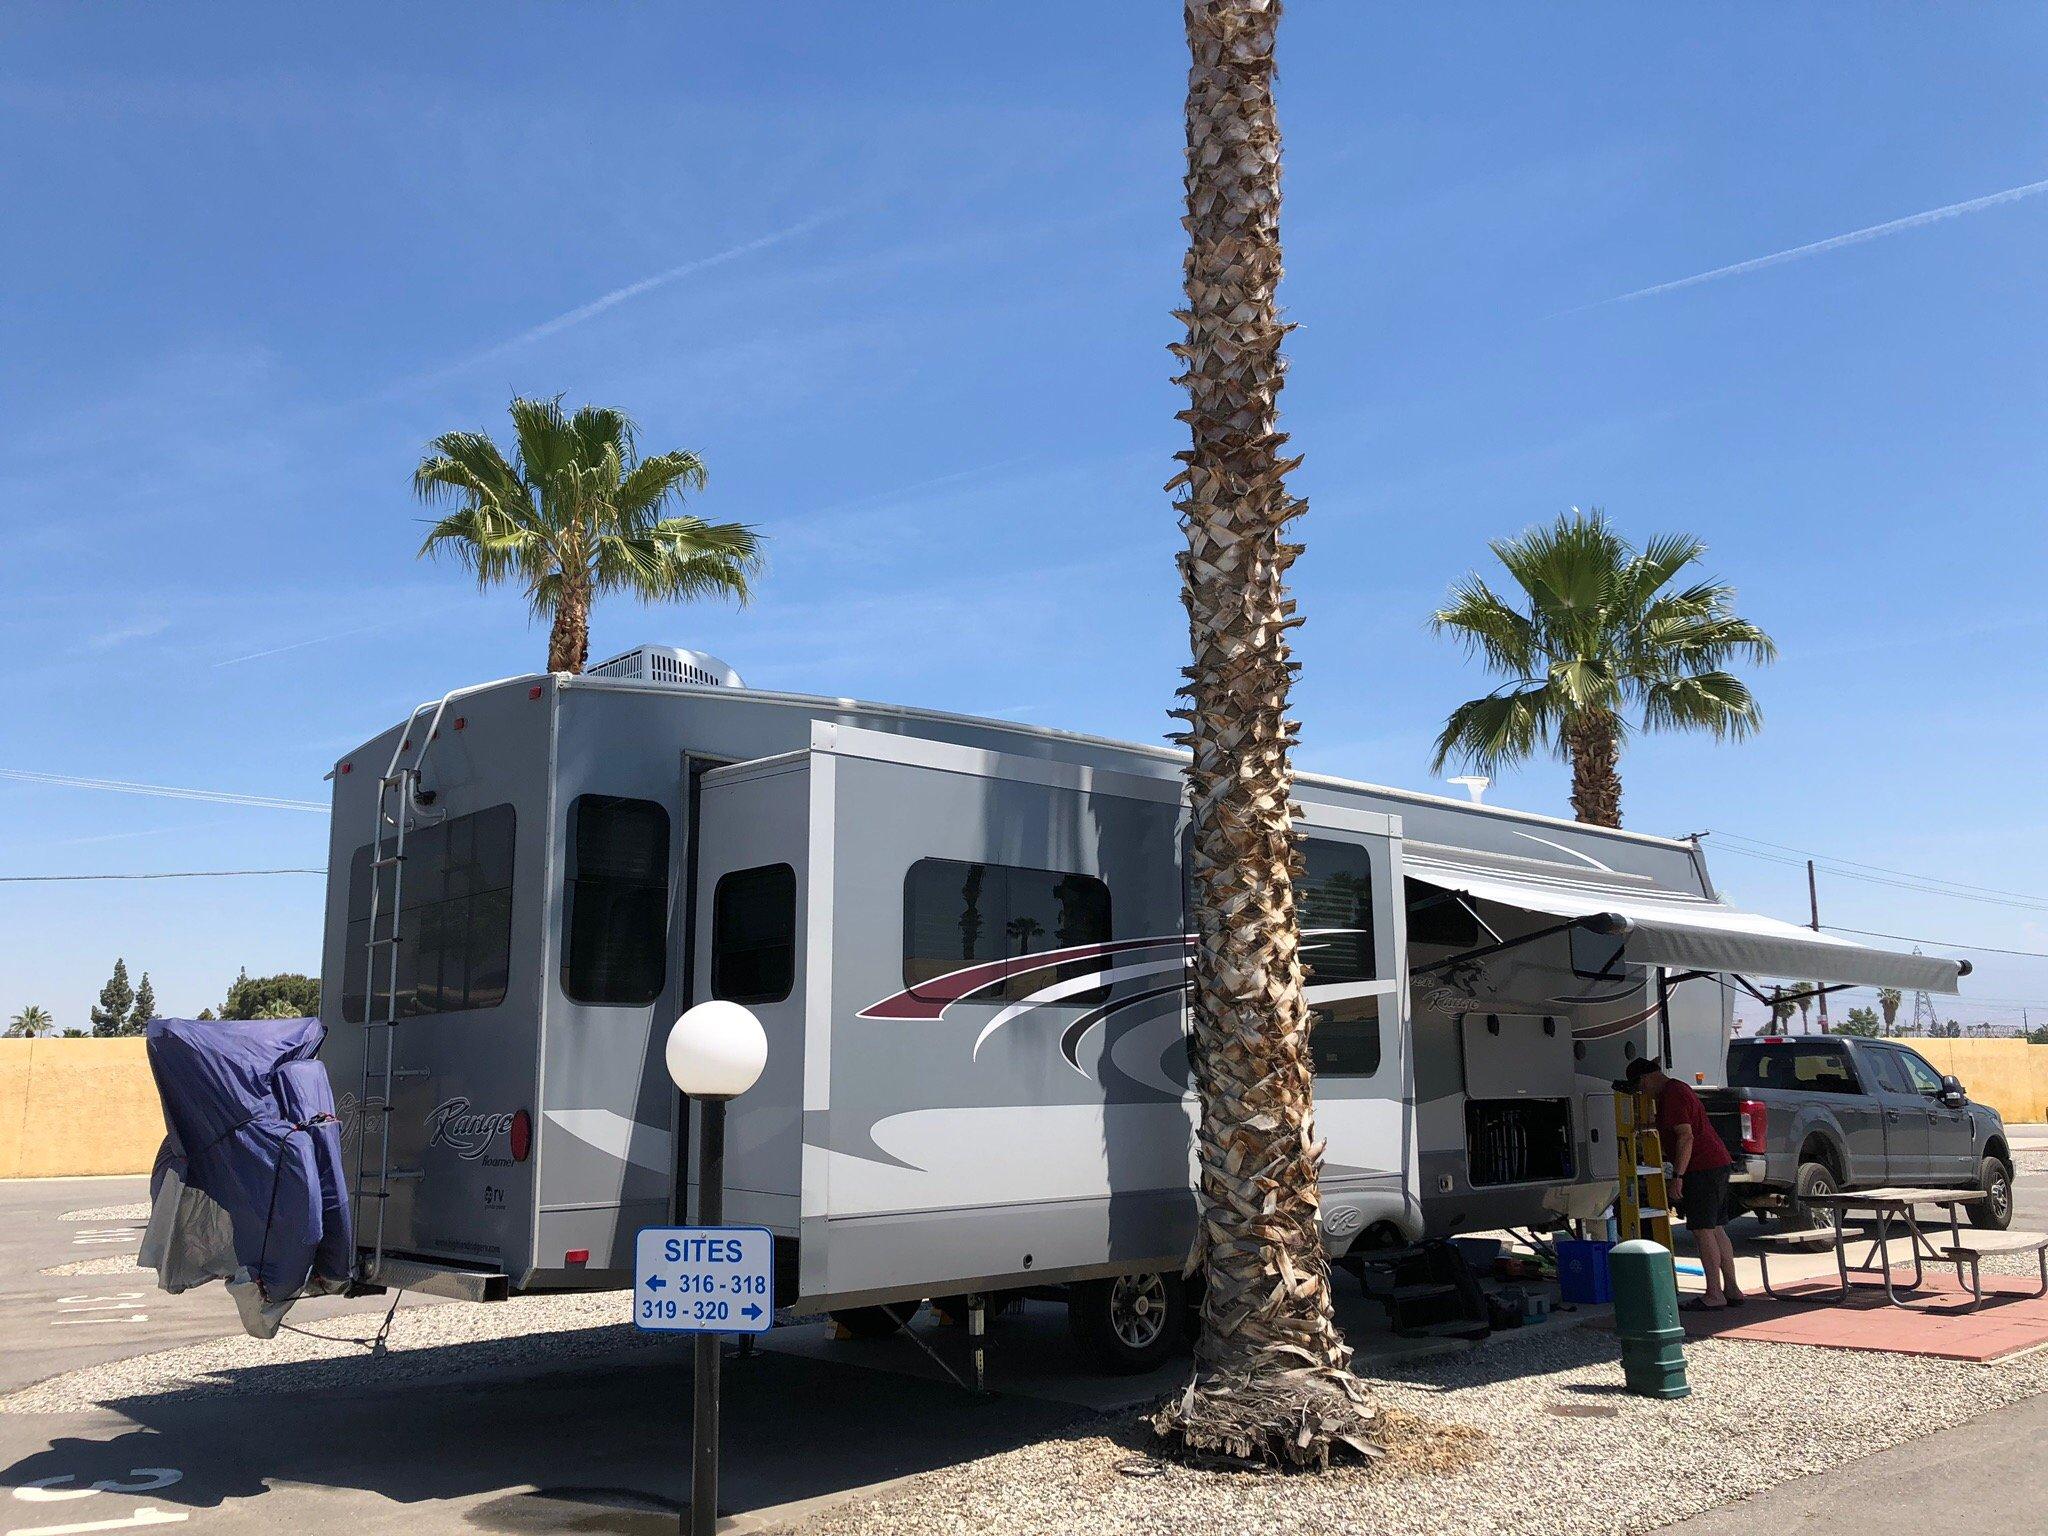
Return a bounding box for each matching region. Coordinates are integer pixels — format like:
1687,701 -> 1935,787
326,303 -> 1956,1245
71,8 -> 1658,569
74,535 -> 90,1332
1613,1092 -> 1674,1247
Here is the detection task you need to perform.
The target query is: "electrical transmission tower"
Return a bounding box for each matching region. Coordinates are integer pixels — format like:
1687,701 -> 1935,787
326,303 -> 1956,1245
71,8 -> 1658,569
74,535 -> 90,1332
1909,947 -> 1940,1036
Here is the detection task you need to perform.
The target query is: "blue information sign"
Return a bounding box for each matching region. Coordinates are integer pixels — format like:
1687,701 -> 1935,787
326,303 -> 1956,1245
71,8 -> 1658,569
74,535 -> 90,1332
633,1225 -> 775,1334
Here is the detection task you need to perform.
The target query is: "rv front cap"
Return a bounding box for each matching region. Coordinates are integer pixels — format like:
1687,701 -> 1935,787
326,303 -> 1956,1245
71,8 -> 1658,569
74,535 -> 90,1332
665,1000 -> 768,1099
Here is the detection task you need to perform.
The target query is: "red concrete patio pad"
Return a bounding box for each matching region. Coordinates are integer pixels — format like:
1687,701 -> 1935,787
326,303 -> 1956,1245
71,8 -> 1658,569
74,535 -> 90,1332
1681,1270 -> 2048,1361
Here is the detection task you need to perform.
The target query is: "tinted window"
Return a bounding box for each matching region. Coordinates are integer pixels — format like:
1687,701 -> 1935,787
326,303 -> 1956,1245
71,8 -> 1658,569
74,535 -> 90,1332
342,804 -> 516,1022
1405,880 -> 1479,949
1897,1049 -> 1945,1095
563,796 -> 671,1006
1726,1041 -> 1860,1094
712,864 -> 796,1004
1310,995 -> 1382,1078
903,858 -> 1111,1004
1299,839 -> 1375,984
1570,924 -> 1629,981
1867,1047 -> 1911,1093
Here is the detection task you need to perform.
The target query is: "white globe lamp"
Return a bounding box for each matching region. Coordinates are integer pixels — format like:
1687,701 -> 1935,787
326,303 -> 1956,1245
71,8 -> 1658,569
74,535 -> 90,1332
665,1000 -> 768,1101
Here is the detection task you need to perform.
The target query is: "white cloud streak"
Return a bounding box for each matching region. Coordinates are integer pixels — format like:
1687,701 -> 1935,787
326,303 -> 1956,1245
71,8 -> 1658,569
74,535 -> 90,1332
0,768 -> 324,813
391,213 -> 837,392
1573,174 -> 2048,311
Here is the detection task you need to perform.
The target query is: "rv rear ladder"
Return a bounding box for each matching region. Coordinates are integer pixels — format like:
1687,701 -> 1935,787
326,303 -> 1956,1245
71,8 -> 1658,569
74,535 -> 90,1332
351,689 -> 461,1283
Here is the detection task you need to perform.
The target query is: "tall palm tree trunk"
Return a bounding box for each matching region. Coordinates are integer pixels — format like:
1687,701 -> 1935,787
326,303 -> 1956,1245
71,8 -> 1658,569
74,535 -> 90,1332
547,576 -> 593,674
1151,0 -> 1377,1468
1564,711 -> 1623,828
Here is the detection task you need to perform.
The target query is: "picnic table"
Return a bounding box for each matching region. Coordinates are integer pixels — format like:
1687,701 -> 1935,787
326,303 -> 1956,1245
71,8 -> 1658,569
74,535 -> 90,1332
1752,1188 -> 2048,1310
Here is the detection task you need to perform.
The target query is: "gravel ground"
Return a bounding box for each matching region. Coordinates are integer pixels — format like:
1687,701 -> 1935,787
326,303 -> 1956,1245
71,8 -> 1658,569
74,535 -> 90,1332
1,1291 -> 656,1414
2012,1149 -> 2048,1176
39,1255 -> 150,1278
58,1202 -> 151,1223
795,1328 -> 2048,1536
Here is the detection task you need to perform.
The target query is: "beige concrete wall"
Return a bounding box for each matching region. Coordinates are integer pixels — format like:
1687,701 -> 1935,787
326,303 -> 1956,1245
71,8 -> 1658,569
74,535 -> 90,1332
1886,1037 -> 2048,1126
0,1038 -> 165,1179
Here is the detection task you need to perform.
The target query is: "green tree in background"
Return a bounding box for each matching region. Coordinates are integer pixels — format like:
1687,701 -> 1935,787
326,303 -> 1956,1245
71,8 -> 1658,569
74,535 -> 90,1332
1877,987 -> 1903,1032
6,1005 -> 54,1037
1430,510 -> 1777,827
89,959 -> 135,1037
1837,1006 -> 1882,1037
220,970 -> 321,1021
415,396 -> 762,675
127,973 -> 158,1036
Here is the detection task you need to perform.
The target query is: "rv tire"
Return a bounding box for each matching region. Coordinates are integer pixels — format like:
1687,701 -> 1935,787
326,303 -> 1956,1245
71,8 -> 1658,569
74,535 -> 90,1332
1067,1272 -> 1186,1374
829,1301 -> 922,1340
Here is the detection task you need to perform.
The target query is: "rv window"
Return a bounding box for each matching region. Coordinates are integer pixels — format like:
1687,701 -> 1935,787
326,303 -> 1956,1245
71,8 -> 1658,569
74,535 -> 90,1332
902,858 -> 1112,1005
712,863 -> 796,1004
1569,923 -> 1631,983
1404,880 -> 1479,948
1309,995 -> 1381,1078
1298,839 -> 1375,984
563,795 -> 671,1006
341,803 -> 516,1022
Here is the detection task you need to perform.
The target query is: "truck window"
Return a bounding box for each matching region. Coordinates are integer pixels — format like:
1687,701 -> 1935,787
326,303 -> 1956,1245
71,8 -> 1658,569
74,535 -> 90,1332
1725,1040 -> 1860,1094
1896,1049 -> 1945,1095
1299,839 -> 1375,983
711,863 -> 796,1004
563,795 -> 671,1006
903,858 -> 1111,1004
342,803 -> 516,1022
1867,1047 -> 1912,1093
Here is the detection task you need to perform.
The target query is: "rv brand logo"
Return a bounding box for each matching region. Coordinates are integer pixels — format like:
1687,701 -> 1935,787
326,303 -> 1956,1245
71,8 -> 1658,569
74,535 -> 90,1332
427,1098 -> 517,1162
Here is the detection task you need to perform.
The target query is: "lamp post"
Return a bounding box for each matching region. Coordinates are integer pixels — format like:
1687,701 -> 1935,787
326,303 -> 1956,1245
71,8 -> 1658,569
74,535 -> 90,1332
664,1001 -> 768,1536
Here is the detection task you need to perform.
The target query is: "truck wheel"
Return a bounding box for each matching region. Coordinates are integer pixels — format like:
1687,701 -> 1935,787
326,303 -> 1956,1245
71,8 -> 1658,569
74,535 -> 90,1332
829,1301 -> 921,1340
1967,1157 -> 2014,1231
1786,1161 -> 1839,1231
1067,1273 -> 1186,1374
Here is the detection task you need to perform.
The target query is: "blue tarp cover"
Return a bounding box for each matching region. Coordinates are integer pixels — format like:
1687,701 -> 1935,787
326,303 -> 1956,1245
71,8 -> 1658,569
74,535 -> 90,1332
145,1016 -> 353,1301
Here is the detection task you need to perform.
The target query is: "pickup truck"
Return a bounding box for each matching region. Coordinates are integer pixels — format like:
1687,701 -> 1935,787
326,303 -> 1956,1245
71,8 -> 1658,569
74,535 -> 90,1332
1698,1035 -> 2016,1231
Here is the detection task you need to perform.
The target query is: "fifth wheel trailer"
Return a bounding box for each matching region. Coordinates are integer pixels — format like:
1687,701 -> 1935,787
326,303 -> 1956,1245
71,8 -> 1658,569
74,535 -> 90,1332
318,644 -> 1965,1348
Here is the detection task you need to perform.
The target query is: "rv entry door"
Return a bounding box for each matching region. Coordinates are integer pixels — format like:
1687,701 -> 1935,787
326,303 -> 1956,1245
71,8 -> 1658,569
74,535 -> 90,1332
1291,800 -> 1410,1230
688,753 -> 810,1236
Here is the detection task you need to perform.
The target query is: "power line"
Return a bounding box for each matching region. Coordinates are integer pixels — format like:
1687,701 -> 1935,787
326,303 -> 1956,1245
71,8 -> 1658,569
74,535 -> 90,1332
1708,829 -> 2048,911
1821,924 -> 2048,961
0,768 -> 325,813
0,869 -> 323,883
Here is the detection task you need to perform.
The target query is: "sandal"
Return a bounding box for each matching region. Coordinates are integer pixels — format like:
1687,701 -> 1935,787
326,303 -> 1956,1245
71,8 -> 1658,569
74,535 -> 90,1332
1680,1298 -> 1729,1313
1724,1292 -> 1748,1308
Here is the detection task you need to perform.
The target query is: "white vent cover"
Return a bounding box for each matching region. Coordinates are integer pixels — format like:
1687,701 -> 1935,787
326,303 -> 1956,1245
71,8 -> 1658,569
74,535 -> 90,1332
585,645 -> 745,689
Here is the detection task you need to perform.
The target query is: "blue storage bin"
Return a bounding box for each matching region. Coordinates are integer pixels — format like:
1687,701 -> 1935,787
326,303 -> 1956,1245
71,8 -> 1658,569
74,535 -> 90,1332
1556,1238 -> 1615,1304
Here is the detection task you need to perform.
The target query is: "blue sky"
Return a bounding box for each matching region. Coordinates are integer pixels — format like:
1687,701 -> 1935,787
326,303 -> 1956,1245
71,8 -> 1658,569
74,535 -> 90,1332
3,3 -> 2045,1033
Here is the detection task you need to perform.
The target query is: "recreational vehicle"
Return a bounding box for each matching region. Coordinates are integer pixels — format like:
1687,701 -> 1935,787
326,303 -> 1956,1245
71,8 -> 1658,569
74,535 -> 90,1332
318,645 -> 1963,1363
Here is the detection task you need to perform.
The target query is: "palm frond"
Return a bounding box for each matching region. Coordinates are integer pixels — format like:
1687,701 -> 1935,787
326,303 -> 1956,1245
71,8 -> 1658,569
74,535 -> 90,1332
1430,576 -> 1541,676
1428,682 -> 1562,774
1639,670 -> 1763,739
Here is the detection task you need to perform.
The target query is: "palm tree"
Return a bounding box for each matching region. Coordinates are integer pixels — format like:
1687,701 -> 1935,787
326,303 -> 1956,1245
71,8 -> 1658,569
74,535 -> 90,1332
415,396 -> 762,674
1877,987 -> 1903,1033
1151,0 -> 1377,1468
1429,510 -> 1776,828
6,1005 -> 53,1037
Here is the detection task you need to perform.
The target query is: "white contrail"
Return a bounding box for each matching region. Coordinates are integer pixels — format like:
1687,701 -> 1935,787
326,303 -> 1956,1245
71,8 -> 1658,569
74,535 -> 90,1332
1573,174 -> 2048,311
215,617 -> 405,668
0,768 -> 324,813
394,213 -> 836,391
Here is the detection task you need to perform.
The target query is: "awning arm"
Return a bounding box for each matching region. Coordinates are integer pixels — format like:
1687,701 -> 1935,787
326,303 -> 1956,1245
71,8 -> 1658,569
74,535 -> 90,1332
1410,911 -> 1630,979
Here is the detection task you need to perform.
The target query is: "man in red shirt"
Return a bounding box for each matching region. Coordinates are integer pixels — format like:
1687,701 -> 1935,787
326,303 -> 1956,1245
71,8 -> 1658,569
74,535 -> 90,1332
1623,1058 -> 1744,1310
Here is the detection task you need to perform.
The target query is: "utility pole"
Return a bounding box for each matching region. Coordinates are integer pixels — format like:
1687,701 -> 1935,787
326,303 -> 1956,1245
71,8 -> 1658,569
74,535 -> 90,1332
1806,859 -> 1829,1033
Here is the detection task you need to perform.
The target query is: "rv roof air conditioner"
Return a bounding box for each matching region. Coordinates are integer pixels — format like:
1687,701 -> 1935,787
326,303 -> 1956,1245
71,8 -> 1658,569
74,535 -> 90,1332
585,645 -> 745,689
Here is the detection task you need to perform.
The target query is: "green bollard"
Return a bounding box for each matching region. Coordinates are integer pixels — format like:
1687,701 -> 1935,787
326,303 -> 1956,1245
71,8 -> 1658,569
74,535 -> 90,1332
1608,1238 -> 1690,1399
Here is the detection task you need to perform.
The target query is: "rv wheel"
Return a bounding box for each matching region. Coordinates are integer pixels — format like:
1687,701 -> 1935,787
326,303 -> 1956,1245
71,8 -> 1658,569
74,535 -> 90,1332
828,1301 -> 922,1340
1067,1273 -> 1186,1374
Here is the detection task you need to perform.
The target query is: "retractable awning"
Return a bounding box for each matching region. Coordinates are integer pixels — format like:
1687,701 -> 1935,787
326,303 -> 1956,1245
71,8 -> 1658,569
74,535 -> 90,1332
1403,847 -> 1965,995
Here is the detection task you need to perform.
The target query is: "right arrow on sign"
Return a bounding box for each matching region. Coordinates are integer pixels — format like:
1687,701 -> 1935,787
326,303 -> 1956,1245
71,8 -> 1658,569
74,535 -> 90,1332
741,1303 -> 762,1320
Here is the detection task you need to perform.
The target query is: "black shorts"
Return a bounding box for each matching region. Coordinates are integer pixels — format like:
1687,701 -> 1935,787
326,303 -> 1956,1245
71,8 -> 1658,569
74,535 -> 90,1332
1678,1164 -> 1732,1230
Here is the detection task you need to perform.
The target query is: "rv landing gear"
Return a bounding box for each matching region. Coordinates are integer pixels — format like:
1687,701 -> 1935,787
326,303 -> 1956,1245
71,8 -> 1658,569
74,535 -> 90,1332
828,1301 -> 923,1340
1067,1272 -> 1188,1374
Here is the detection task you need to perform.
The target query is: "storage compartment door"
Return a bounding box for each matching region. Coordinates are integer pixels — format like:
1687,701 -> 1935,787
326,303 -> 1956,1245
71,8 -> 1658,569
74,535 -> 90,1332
1460,1012 -> 1575,1100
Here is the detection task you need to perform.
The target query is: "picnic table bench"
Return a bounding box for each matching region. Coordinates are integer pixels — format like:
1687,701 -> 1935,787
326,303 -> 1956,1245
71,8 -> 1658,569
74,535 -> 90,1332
1754,1188 -> 2045,1310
